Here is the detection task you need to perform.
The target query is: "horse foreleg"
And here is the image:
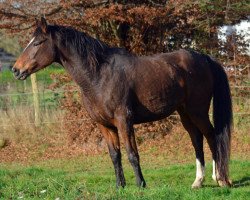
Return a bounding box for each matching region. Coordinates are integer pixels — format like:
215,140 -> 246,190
115,111 -> 146,187
126,129 -> 146,187
98,124 -> 126,188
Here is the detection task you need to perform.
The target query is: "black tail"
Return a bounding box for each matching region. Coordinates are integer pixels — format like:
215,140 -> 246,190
209,56 -> 233,184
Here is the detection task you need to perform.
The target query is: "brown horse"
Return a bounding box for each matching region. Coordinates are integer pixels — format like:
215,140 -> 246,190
13,17 -> 232,188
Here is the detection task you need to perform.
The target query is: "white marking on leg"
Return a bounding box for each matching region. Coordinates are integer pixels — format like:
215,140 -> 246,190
23,37 -> 35,52
196,158 -> 205,179
192,159 -> 205,188
212,159 -> 217,181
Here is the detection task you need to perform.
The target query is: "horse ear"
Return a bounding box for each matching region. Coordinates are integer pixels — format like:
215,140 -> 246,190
40,17 -> 48,33
35,18 -> 39,27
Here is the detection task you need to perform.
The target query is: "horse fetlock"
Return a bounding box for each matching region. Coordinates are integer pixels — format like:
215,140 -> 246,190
212,174 -> 217,182
117,177 -> 126,188
138,179 -> 146,188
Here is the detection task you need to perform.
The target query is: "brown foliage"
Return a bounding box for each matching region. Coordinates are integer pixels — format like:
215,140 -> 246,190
0,1 -> 248,54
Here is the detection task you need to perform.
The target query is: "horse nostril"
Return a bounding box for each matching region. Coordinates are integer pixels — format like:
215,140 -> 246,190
12,67 -> 17,73
12,67 -> 20,76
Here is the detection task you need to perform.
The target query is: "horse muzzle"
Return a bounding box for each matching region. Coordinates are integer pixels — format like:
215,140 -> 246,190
12,67 -> 29,80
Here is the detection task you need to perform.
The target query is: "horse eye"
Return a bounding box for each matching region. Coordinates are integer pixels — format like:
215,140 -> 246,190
33,39 -> 47,46
33,41 -> 42,46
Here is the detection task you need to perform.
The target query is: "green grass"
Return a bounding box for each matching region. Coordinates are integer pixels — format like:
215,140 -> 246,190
0,157 -> 249,199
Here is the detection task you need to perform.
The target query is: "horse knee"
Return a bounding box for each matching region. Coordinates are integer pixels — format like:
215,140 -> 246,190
128,152 -> 139,165
109,149 -> 121,165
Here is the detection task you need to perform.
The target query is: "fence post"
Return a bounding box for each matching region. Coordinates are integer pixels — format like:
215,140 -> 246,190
248,65 -> 250,80
31,73 -> 41,126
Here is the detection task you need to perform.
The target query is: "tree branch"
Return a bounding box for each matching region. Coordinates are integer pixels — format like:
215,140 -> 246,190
0,10 -> 27,19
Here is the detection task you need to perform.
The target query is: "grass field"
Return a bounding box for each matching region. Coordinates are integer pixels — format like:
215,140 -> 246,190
0,156 -> 249,200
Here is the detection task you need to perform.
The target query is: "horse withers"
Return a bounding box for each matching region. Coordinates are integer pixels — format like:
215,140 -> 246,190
13,17 -> 232,188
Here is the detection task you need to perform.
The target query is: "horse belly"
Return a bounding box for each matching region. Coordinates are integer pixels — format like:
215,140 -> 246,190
133,85 -> 184,124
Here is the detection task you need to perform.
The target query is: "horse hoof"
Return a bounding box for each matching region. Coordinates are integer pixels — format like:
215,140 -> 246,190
192,183 -> 202,189
191,179 -> 204,189
218,179 -> 232,187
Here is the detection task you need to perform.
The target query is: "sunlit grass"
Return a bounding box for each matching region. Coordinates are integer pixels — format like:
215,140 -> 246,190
0,158 -> 249,199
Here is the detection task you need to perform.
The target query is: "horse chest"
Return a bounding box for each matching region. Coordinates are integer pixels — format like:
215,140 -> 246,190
81,94 -> 115,126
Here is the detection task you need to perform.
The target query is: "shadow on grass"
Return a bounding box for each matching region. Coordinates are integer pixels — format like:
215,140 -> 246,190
233,176 -> 250,188
202,185 -> 218,188
202,176 -> 250,188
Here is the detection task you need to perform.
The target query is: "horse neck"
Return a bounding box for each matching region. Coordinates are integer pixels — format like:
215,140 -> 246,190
54,33 -> 105,95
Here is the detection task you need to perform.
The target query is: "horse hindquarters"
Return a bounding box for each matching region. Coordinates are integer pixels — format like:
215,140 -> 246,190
178,52 -> 232,187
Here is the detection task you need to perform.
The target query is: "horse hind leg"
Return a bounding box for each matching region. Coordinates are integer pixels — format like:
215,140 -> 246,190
178,109 -> 205,189
212,159 -> 217,182
187,112 -> 232,187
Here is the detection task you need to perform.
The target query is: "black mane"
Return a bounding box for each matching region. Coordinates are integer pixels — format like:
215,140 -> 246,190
35,25 -> 133,71
48,25 -> 111,68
